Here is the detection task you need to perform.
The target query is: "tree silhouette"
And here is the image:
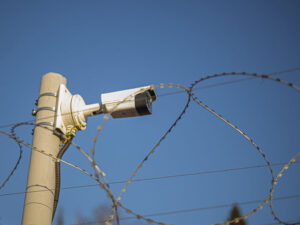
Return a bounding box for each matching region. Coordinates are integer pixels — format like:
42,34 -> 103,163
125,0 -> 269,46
93,205 -> 115,225
228,204 -> 247,225
55,204 -> 147,225
73,204 -> 118,225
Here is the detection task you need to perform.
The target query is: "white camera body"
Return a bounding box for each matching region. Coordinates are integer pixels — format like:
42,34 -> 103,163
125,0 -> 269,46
101,85 -> 156,118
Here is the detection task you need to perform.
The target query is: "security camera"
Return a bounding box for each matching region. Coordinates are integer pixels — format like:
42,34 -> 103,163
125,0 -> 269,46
101,85 -> 157,118
53,84 -> 156,136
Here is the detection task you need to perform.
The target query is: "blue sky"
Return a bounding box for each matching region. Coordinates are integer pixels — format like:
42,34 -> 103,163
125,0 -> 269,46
0,1 -> 300,225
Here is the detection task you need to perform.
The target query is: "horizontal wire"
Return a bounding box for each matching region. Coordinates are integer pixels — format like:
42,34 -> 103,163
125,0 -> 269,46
70,194 -> 300,225
157,77 -> 254,97
263,218 -> 300,225
0,66 -> 299,129
157,66 -> 300,97
1,160 -> 299,198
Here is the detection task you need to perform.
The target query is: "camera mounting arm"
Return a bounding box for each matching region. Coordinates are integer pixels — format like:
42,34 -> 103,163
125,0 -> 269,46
54,84 -> 156,136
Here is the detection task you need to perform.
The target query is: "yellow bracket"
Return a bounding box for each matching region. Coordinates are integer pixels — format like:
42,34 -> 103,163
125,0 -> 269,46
59,124 -> 82,148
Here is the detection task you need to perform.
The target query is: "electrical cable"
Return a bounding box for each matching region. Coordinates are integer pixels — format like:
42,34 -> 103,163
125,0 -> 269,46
52,137 -> 73,221
1,120 -> 75,222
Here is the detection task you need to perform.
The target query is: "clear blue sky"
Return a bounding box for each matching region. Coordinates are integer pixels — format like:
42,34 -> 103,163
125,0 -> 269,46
0,1 -> 300,225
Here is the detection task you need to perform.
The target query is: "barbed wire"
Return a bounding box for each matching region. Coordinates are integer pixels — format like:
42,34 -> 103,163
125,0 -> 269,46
189,94 -> 274,225
103,73 -> 299,225
2,123 -> 298,225
0,123 -> 23,190
0,70 -> 299,225
0,85 -> 191,225
112,73 -> 300,225
115,83 -> 191,203
269,152 -> 300,225
188,72 -> 300,225
0,122 -> 120,225
0,107 -> 158,224
0,112 -> 250,225
0,127 -> 123,225
103,72 -> 300,225
71,140 -> 120,225
0,130 -> 300,225
87,86 -> 175,225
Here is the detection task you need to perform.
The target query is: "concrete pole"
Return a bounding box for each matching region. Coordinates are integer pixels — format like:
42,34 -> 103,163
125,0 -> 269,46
22,73 -> 67,225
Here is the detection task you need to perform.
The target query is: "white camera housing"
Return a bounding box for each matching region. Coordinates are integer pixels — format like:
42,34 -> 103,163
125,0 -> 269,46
53,84 -> 156,136
101,85 -> 156,118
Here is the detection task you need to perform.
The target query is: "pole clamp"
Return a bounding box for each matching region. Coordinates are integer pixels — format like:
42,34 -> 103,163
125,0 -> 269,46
37,92 -> 57,105
36,107 -> 56,113
35,122 -> 54,127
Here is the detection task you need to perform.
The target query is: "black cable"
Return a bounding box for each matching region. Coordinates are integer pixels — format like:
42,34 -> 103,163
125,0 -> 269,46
263,219 -> 300,225
52,137 -> 73,221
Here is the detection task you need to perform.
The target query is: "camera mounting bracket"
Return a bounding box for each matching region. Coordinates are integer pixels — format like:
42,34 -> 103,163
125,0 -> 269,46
54,84 -> 101,135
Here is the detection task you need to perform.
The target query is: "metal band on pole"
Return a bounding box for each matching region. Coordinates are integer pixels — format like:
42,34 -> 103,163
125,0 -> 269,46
36,107 -> 56,113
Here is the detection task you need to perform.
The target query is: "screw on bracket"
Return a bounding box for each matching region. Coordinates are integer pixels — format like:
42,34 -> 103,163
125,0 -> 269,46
32,108 -> 37,116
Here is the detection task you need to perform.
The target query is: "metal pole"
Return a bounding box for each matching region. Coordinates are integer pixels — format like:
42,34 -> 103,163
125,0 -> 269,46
22,73 -> 67,225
